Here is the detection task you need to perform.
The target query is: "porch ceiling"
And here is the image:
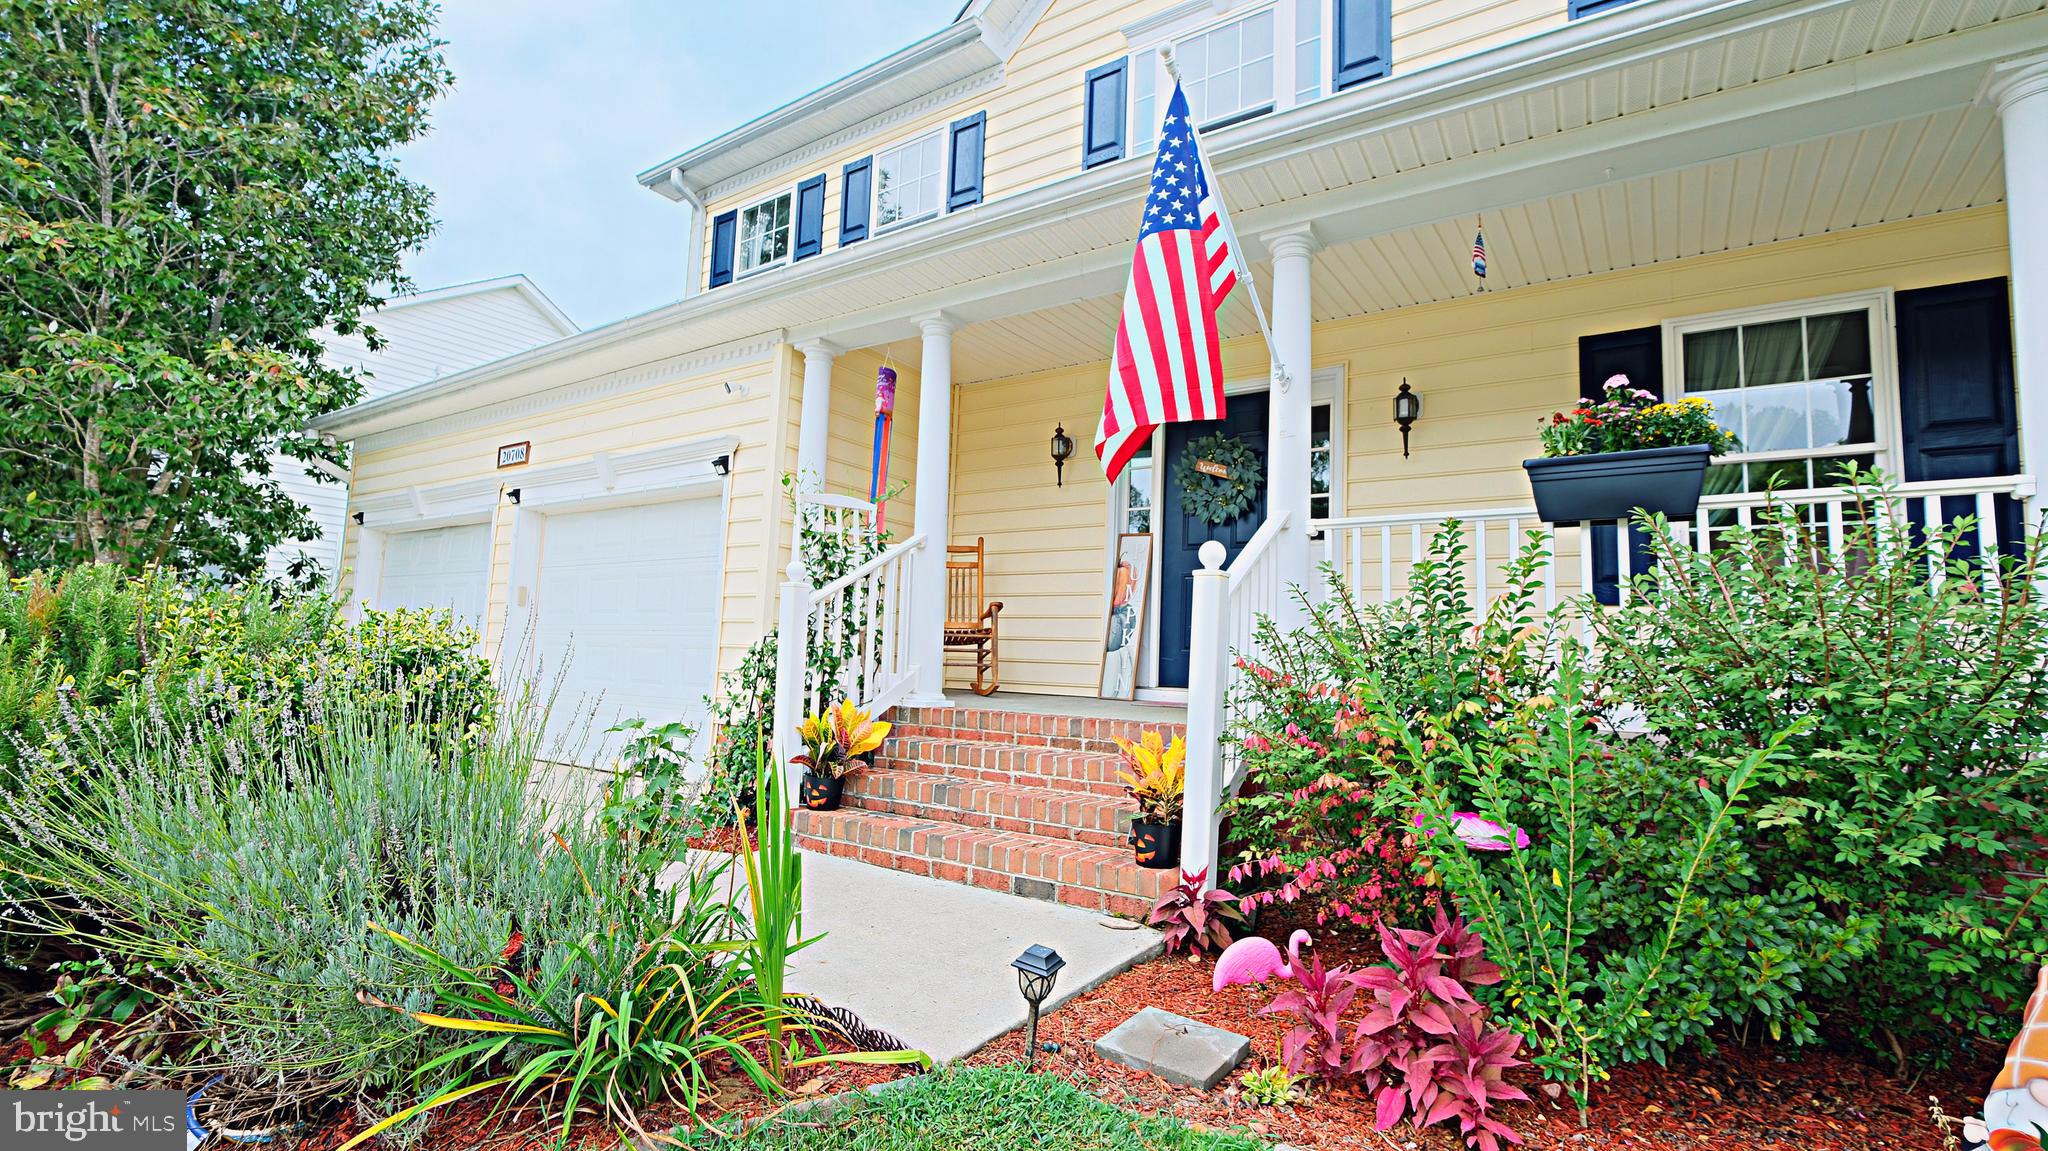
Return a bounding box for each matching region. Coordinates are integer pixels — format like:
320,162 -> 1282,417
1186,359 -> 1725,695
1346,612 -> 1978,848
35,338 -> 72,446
946,100 -> 2009,383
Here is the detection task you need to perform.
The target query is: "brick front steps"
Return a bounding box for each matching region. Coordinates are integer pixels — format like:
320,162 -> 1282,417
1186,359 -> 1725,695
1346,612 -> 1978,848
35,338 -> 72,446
793,702 -> 1188,918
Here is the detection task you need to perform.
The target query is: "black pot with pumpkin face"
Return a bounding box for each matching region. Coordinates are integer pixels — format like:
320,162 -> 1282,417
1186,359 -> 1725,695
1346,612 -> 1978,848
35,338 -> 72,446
800,773 -> 845,812
1130,818 -> 1181,870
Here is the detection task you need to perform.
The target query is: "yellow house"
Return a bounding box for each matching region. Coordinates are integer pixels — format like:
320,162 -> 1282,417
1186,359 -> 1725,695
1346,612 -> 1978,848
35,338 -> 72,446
313,0 -> 2048,914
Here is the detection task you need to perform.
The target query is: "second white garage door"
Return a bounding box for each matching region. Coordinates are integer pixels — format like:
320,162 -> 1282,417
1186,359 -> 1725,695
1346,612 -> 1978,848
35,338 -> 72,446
533,497 -> 723,761
378,522 -> 492,629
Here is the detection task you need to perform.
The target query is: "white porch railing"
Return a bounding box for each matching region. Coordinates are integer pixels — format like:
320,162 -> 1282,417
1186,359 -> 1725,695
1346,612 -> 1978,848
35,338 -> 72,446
1181,511 -> 1291,889
772,492 -> 926,791
1312,475 -> 2037,614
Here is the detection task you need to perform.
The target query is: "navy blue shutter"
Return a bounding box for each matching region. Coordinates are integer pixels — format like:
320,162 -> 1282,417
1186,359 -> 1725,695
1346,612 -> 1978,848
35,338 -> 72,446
947,111 -> 987,211
1569,0 -> 1639,16
1333,0 -> 1392,91
840,156 -> 872,246
707,209 -> 738,288
1896,278 -> 2024,562
792,174 -> 826,261
1082,58 -> 1128,170
1580,327 -> 1662,606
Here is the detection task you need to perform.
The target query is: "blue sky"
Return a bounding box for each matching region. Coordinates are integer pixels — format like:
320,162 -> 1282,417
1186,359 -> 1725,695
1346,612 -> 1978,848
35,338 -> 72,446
398,0 -> 962,331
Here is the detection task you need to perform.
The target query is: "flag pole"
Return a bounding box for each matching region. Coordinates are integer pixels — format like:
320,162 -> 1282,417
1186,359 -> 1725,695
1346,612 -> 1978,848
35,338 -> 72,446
1160,47 -> 1293,393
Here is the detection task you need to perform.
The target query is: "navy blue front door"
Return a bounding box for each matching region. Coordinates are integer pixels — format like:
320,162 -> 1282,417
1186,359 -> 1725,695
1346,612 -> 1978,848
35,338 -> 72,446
1159,398 -> 1269,688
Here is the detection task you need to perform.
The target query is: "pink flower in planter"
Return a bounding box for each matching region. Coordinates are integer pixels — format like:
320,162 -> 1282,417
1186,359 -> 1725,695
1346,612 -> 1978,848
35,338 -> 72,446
1412,811 -> 1531,851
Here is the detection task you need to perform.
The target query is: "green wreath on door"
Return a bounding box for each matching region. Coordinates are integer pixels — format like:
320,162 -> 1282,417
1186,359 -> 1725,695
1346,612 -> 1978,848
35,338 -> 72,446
1173,431 -> 1263,527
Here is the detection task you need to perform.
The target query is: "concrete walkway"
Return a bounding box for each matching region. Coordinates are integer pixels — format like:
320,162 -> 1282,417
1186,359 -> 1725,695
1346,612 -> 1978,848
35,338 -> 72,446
686,850 -> 1163,1064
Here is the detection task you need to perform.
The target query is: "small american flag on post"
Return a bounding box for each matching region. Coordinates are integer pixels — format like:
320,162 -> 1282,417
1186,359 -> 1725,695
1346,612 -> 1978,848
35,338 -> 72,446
1094,82 -> 1243,482
1472,221 -> 1488,280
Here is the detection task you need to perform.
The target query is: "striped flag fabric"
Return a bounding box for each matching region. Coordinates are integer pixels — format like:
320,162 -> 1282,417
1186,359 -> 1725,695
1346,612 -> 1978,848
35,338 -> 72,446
1094,82 -> 1241,482
1473,224 -> 1488,280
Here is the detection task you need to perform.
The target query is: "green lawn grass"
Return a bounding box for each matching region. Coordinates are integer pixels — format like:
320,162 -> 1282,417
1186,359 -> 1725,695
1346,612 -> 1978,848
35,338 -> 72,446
679,1064 -> 1268,1150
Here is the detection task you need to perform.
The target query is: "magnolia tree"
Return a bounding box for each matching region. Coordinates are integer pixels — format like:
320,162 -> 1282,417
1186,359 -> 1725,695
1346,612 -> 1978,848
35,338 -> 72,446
0,0 -> 449,575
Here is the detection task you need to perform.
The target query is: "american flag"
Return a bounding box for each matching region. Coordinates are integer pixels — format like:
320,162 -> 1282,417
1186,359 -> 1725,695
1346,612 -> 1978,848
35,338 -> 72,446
1094,83 -> 1241,482
1472,224 -> 1488,280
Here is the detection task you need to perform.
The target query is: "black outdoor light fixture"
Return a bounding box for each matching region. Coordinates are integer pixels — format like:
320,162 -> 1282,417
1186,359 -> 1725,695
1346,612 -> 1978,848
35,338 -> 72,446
712,453 -> 732,476
1393,380 -> 1422,458
351,511 -> 365,525
1012,943 -> 1066,1069
1049,424 -> 1075,487
506,487 -> 522,505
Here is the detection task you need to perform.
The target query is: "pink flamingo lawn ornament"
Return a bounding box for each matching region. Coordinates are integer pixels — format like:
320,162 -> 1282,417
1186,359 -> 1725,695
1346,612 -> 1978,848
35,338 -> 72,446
1213,929 -> 1312,993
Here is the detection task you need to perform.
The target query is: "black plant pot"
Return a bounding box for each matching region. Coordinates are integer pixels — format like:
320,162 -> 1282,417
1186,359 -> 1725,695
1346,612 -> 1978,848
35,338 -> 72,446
1130,819 -> 1182,870
1523,443 -> 1712,524
800,774 -> 844,812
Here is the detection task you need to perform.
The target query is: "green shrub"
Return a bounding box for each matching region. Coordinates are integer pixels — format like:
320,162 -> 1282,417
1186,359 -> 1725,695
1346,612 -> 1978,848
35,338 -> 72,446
0,678 -> 718,1103
1591,485 -> 2048,1065
0,565 -> 494,774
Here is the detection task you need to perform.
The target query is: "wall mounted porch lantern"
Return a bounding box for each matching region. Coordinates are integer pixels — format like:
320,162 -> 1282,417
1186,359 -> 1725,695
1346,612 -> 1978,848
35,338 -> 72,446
1392,380 -> 1422,458
1049,424 -> 1075,487
506,487 -> 522,505
1011,943 -> 1065,1069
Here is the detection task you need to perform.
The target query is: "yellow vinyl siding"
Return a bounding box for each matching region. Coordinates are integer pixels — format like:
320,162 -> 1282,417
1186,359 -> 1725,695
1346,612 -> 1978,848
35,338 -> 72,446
951,207 -> 2012,695
1395,0 -> 1567,75
337,349 -> 786,678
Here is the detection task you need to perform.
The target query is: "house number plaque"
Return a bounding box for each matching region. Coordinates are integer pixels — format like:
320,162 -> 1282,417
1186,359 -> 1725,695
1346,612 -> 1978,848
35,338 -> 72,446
497,441 -> 531,469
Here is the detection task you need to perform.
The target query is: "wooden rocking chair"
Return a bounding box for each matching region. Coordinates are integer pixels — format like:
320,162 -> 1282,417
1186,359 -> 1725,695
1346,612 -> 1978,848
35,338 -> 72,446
945,537 -> 1004,696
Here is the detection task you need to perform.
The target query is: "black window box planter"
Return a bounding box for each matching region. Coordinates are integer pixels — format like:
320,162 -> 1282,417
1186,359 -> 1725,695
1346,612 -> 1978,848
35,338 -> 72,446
1522,443 -> 1712,524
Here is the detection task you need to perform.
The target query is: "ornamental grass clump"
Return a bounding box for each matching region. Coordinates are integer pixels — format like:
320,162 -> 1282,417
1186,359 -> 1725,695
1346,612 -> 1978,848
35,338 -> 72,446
0,670 -> 755,1128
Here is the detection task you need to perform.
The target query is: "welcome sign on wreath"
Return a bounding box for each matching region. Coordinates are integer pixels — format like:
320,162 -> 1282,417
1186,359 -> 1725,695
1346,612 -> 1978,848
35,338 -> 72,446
1174,431 -> 1262,526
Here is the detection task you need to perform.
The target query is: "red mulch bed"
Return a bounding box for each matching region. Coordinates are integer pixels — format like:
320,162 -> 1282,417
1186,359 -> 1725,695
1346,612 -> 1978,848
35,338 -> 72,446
962,919 -> 1998,1151
685,825 -> 746,854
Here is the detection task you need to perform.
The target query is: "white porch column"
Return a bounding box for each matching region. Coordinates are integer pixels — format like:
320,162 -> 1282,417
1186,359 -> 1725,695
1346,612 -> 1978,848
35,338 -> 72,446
907,314 -> 956,704
793,339 -> 841,493
1992,56 -> 2048,501
1263,225 -> 1319,626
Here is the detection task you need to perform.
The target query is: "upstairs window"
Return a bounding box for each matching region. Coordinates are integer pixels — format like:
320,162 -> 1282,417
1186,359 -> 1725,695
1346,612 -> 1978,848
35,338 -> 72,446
737,191 -> 791,277
875,131 -> 944,232
1179,10 -> 1276,128
1129,1 -> 1382,150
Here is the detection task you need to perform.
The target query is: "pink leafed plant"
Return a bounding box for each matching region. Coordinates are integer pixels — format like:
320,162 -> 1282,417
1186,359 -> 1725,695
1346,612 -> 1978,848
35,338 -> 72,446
1251,910 -> 1527,1151
1147,868 -> 1246,956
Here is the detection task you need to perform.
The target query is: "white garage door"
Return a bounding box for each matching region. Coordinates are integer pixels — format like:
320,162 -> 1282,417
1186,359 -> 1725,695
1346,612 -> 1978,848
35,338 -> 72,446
533,497 -> 722,762
378,523 -> 492,629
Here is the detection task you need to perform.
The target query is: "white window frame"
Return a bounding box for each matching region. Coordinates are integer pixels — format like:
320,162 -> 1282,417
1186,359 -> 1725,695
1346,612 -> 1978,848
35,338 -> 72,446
872,128 -> 946,235
1126,0 -> 1334,150
1661,289 -> 1900,492
735,185 -> 796,279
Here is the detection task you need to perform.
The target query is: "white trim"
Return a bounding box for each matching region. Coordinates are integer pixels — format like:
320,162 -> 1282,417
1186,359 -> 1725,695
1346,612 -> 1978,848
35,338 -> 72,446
348,475 -> 502,531
505,435 -> 740,511
1661,288 -> 1898,487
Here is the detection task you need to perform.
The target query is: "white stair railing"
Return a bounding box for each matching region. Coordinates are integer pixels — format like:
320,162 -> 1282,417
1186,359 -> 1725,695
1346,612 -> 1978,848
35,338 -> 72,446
1182,511 -> 1292,890
772,527 -> 926,794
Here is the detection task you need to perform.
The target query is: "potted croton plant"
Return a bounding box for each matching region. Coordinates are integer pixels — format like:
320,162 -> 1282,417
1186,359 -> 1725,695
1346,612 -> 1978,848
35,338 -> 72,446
791,701 -> 889,812
1116,730 -> 1186,870
1523,374 -> 1739,524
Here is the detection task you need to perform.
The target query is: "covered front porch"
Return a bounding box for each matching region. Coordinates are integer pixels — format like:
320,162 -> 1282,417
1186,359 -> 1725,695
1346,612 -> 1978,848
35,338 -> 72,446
764,14 -> 2048,888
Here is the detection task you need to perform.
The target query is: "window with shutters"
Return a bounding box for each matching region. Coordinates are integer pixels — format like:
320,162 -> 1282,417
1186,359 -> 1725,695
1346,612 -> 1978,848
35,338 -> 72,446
1126,1 -> 1371,150
736,189 -> 792,277
874,130 -> 944,232
1666,293 -> 1892,494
